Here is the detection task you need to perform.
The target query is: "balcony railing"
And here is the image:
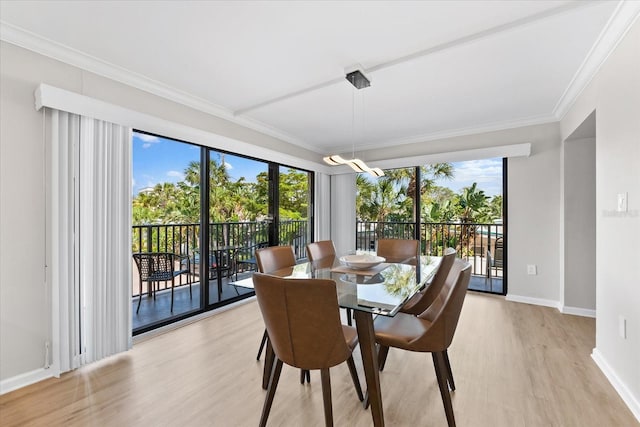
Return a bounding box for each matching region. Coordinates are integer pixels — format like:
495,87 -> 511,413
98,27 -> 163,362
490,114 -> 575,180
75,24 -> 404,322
357,220 -> 503,277
131,220 -> 309,297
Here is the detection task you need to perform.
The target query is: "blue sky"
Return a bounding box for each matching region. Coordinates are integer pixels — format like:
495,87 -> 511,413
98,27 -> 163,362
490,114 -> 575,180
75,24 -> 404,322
132,132 -> 267,194
133,132 -> 502,197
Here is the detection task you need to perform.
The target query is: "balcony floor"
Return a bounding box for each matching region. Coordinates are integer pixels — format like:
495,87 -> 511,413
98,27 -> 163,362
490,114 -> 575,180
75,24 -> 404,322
132,272 -> 255,331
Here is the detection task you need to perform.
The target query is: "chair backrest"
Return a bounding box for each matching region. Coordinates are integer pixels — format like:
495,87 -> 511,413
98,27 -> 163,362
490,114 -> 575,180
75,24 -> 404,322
410,248 -> 457,312
494,237 -> 503,268
376,238 -> 419,263
255,246 -> 296,273
132,252 -> 175,281
252,272 -> 351,369
415,259 -> 471,351
306,240 -> 336,262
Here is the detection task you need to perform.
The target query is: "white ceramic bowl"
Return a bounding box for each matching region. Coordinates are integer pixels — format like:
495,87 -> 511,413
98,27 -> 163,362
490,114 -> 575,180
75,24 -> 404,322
339,254 -> 386,270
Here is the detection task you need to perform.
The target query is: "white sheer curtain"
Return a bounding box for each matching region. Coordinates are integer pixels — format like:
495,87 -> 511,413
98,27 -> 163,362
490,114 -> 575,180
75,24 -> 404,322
49,109 -> 132,375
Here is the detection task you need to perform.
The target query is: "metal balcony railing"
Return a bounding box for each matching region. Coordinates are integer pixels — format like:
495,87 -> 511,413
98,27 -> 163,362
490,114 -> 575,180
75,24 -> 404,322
131,220 -> 309,297
356,220 -> 503,277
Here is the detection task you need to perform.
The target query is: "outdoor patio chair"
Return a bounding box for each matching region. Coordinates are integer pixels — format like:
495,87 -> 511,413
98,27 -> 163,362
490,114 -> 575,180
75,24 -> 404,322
253,272 -> 364,427
132,252 -> 191,314
236,241 -> 268,278
486,237 -> 503,291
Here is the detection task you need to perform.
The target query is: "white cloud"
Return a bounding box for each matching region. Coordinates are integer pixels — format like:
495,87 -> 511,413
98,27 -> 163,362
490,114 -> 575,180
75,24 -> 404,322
453,159 -> 502,184
135,133 -> 160,143
223,161 -> 233,170
134,132 -> 160,149
167,170 -> 184,180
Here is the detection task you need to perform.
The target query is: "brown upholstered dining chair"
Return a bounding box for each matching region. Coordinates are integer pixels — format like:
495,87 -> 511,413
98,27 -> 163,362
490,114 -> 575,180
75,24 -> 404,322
253,272 -> 364,427
400,247 -> 457,316
373,259 -> 472,427
306,240 -> 336,262
376,238 -> 419,263
255,245 -> 296,275
254,246 -> 297,361
306,240 -> 354,327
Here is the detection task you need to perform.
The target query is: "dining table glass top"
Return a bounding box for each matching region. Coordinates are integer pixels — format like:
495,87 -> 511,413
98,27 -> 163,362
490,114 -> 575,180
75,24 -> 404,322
270,255 -> 441,316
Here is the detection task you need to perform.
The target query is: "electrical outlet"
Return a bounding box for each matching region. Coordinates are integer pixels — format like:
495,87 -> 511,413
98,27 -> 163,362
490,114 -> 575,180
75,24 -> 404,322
527,264 -> 537,275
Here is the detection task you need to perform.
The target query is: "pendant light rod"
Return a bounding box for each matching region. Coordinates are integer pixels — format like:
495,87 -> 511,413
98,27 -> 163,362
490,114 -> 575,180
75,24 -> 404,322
323,69 -> 383,177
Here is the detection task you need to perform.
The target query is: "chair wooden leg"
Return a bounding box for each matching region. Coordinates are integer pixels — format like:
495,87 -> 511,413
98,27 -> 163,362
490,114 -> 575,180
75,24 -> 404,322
443,349 -> 455,391
432,351 -> 456,427
346,308 -> 353,326
262,338 -> 275,390
346,355 -> 364,402
259,358 -> 283,427
377,345 -> 390,371
300,369 -> 310,384
257,329 -> 268,360
320,368 -> 334,427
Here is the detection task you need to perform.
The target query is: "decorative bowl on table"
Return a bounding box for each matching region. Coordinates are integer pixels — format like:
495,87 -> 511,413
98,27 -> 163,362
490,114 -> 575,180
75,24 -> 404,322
339,254 -> 386,270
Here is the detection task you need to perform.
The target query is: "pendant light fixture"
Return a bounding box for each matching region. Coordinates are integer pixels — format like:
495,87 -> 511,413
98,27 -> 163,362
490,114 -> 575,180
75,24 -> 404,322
323,70 -> 384,177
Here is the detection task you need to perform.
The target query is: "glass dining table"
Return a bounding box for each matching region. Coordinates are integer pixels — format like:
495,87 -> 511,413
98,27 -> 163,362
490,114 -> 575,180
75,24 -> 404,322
267,254 -> 441,427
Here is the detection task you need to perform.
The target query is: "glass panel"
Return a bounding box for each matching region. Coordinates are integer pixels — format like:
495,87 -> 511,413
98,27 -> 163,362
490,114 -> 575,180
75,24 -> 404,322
278,166 -> 311,259
356,159 -> 505,295
356,167 -> 416,251
426,158 -> 504,294
208,152 -> 269,305
131,132 -> 201,332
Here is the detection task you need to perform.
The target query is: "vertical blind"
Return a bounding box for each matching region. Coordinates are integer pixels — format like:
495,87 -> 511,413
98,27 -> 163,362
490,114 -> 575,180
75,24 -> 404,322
49,109 -> 132,374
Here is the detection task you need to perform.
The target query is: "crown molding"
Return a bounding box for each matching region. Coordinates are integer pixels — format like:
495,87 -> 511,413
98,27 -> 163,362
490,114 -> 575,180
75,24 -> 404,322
553,1 -> 640,120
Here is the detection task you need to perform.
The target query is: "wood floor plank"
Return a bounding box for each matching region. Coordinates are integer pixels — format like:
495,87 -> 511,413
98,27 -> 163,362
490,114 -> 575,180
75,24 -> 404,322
1,293 -> 637,426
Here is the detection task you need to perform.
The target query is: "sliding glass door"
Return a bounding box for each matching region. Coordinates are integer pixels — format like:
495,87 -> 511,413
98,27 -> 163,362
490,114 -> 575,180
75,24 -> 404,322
207,151 -> 269,306
132,132 -> 314,334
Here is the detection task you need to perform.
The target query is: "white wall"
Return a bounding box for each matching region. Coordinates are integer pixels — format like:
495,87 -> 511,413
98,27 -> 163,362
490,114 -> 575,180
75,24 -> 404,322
561,19 -> 640,419
563,136 -> 596,313
330,174 -> 356,257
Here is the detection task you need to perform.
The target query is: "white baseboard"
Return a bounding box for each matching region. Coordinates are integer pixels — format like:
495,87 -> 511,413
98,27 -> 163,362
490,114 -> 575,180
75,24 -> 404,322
561,305 -> 596,318
505,293 -> 561,310
505,294 -> 596,318
0,367 -> 54,395
592,348 -> 640,422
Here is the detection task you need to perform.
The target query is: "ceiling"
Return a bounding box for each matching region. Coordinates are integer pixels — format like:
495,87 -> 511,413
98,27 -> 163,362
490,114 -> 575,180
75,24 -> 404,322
0,1 -> 633,157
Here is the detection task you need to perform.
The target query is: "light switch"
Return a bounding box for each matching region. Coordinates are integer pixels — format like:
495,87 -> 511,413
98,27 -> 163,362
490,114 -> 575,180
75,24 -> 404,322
527,264 -> 537,275
617,193 -> 628,212
619,316 -> 627,339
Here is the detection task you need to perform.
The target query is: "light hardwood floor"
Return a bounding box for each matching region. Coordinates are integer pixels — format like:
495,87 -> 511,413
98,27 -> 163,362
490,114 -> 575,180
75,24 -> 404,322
1,293 -> 637,426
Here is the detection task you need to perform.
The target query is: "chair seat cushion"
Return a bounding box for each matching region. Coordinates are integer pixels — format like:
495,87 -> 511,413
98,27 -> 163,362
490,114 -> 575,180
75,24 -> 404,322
374,313 -> 432,350
147,271 -> 175,281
